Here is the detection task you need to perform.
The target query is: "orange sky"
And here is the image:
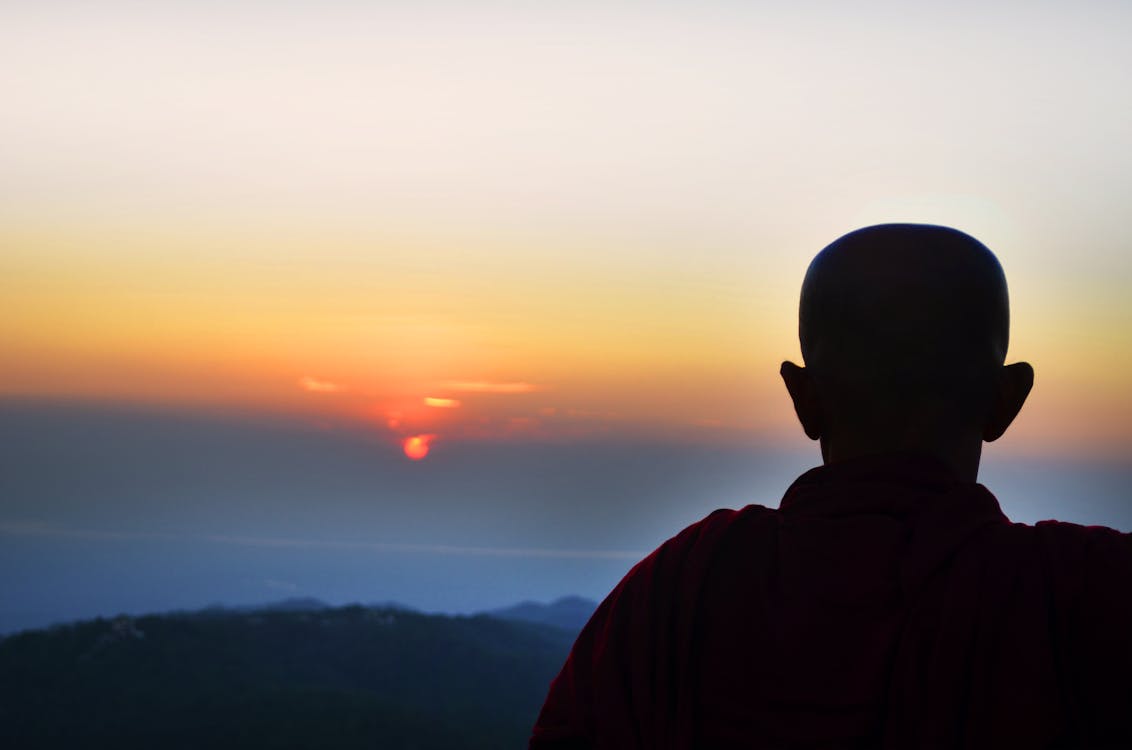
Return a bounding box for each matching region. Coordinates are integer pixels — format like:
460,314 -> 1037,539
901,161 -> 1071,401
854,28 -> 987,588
2,2 -> 1131,460
4,218 -> 1130,461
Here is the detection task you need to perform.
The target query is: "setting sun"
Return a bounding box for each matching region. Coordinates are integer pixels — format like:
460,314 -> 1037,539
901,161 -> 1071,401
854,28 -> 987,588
401,434 -> 436,461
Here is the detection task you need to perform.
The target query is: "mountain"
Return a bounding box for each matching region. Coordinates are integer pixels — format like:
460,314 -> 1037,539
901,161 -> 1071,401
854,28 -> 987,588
245,596 -> 332,613
0,603 -> 574,749
192,597 -> 334,616
488,595 -> 598,633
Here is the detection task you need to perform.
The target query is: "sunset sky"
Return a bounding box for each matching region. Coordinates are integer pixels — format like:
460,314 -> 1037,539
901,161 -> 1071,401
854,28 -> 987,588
2,0 -> 1131,630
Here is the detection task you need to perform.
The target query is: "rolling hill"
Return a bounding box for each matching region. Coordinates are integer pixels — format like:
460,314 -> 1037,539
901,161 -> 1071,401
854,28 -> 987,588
0,600 -> 585,749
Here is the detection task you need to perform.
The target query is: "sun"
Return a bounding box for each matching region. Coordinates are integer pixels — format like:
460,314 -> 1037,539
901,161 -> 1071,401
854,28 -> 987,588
401,434 -> 435,461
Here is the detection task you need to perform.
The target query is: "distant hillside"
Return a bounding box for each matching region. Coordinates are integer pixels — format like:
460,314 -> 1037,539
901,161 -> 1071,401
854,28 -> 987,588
487,595 -> 597,633
243,596 -> 332,613
192,596 -> 333,615
0,604 -> 574,749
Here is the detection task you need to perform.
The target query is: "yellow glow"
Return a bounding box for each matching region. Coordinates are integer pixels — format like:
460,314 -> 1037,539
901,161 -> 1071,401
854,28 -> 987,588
4,219 -> 1131,458
299,376 -> 344,393
442,381 -> 544,394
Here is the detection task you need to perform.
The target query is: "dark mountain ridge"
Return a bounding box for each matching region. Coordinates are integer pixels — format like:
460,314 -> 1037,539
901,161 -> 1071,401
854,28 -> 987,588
489,595 -> 597,632
0,601 -> 580,749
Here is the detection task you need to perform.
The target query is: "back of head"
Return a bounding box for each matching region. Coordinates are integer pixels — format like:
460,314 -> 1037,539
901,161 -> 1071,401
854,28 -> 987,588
799,224 -> 1011,433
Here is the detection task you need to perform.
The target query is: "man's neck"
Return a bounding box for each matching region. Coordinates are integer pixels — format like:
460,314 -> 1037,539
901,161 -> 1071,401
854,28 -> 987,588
820,435 -> 983,483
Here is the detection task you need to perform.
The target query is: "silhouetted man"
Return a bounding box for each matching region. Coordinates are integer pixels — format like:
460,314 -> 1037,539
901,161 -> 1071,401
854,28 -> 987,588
530,224 -> 1132,748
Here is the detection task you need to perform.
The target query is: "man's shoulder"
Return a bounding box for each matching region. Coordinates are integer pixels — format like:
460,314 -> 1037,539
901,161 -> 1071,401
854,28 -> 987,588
970,516 -> 1131,622
643,504 -> 780,566
1030,517 -> 1129,541
1029,518 -> 1132,578
993,516 -> 1130,559
679,503 -> 780,538
608,504 -> 780,604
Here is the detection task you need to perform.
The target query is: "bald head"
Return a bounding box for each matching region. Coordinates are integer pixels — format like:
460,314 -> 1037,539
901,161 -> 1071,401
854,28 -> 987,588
801,224 -> 1009,407
782,224 -> 1033,478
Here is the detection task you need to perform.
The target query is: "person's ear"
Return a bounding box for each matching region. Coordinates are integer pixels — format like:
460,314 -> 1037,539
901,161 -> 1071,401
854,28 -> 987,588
983,362 -> 1034,442
781,361 -> 823,440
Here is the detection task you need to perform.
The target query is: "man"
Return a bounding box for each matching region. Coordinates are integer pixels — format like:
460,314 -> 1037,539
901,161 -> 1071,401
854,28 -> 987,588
530,224 -> 1132,748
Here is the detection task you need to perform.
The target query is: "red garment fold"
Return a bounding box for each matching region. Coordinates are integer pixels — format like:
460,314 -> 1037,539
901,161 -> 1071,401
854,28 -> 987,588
531,454 -> 1132,749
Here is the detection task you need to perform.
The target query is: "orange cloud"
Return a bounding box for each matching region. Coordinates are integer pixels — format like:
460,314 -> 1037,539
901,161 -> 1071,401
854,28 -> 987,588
423,396 -> 461,408
298,376 -> 344,393
443,380 -> 543,394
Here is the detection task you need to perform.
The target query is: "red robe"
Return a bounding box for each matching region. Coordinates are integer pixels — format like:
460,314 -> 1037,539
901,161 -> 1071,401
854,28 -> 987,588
530,454 -> 1132,749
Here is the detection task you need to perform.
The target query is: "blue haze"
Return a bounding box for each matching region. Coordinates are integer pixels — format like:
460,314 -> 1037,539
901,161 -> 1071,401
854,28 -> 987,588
1,399 -> 1128,635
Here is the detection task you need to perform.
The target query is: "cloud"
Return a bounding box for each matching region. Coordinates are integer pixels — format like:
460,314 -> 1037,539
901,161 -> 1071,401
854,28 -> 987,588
298,376 -> 344,393
206,533 -> 642,560
442,380 -> 543,394
1,523 -> 642,561
564,408 -> 621,420
0,521 -> 171,542
423,397 -> 461,408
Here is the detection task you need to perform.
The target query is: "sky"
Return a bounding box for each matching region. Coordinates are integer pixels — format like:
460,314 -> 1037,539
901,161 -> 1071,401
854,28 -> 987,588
2,0 -> 1131,632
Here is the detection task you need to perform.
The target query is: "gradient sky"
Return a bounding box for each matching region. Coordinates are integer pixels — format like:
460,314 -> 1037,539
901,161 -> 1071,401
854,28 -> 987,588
2,1 -> 1131,631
